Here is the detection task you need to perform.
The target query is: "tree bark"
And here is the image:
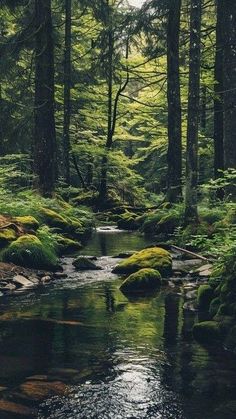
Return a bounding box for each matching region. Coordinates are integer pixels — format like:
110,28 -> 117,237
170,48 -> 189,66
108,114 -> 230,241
213,0 -> 224,198
222,0 -> 236,173
63,0 -> 72,185
34,0 -> 56,196
166,0 -> 182,203
184,0 -> 202,224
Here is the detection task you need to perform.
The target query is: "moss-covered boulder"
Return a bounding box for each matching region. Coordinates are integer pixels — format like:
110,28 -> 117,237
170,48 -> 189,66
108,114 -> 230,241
197,284 -> 214,310
14,216 -> 40,230
193,321 -> 222,343
117,212 -> 140,230
0,228 -> 17,248
209,297 -> 221,317
120,268 -> 161,294
73,256 -> 101,270
2,234 -> 58,270
57,237 -> 82,254
113,247 -> 172,276
39,208 -> 70,230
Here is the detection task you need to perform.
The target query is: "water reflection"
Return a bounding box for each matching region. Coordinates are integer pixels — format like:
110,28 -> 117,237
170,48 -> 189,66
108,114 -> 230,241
0,230 -> 236,418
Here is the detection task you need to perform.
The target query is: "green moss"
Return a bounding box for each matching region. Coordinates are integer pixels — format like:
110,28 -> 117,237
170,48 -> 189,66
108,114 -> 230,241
155,213 -> 180,235
120,268 -> 161,294
193,321 -> 222,343
2,234 -> 58,269
141,212 -> 163,234
113,247 -> 172,276
197,285 -> 214,310
39,208 -> 70,230
14,215 -> 40,230
57,237 -> 82,254
216,303 -> 231,316
117,212 -> 140,230
0,228 -> 17,247
209,297 -> 221,317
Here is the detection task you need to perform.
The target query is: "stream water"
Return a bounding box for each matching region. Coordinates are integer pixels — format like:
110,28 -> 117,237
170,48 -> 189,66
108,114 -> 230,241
0,228 -> 236,418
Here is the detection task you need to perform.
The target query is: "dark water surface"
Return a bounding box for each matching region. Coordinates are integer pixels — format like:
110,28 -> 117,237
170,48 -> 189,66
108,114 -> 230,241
0,228 -> 236,418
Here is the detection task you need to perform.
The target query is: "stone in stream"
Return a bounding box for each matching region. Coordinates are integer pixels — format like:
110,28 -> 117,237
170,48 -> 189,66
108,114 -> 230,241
0,399 -> 36,417
41,275 -> 52,283
53,272 -> 68,279
19,380 -> 67,401
12,274 -> 35,288
120,268 -> 162,294
73,256 -> 102,270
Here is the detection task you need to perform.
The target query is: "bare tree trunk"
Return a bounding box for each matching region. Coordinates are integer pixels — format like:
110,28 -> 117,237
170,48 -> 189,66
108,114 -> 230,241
184,0 -> 202,224
166,0 -> 182,203
63,0 -> 72,185
34,0 -> 56,196
223,0 -> 236,175
214,0 -> 224,199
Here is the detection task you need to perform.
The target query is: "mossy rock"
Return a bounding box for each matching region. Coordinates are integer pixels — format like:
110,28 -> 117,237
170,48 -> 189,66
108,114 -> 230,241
141,212 -> 164,235
2,234 -> 58,270
117,212 -> 140,230
39,208 -> 70,230
0,228 -> 17,247
113,247 -> 172,276
155,213 -> 180,235
57,237 -> 82,254
120,268 -> 161,294
209,297 -> 221,317
14,216 -> 40,230
193,321 -> 222,344
197,284 -> 214,310
73,256 -> 101,270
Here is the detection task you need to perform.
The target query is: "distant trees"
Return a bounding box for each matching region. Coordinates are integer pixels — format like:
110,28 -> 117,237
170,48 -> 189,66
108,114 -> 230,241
34,0 -> 56,196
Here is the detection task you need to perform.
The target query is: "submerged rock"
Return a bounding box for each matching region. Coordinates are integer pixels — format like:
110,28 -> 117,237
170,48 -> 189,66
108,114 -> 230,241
19,380 -> 67,401
73,256 -> 102,270
120,268 -> 161,294
113,247 -> 172,276
0,400 -> 36,417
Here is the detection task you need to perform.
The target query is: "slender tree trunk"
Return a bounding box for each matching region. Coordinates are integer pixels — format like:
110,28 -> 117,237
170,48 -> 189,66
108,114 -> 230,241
214,0 -> 224,198
184,0 -> 202,224
200,85 -> 206,131
99,1 -> 113,206
222,0 -> 236,174
34,0 -> 56,196
63,0 -> 72,184
166,0 -> 182,203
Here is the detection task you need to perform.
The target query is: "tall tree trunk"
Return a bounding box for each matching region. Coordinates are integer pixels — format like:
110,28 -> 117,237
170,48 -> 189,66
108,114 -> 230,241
34,0 -> 56,196
166,0 -> 182,203
214,0 -> 224,198
222,0 -> 236,174
200,85 -> 206,131
184,0 -> 202,224
63,0 -> 72,185
99,0 -> 113,206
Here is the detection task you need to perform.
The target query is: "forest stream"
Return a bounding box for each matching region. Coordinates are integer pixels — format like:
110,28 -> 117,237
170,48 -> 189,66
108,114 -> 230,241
0,228 -> 236,419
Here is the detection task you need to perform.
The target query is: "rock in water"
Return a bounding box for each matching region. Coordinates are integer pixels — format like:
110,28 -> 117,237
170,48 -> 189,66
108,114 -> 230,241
120,268 -> 162,294
113,247 -> 172,276
73,256 -> 102,270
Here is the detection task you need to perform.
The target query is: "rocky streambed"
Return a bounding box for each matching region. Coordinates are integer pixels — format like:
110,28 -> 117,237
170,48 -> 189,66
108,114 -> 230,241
2,227 -> 234,419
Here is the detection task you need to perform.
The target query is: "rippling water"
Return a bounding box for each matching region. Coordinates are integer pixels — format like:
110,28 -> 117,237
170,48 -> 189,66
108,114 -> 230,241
0,229 -> 236,419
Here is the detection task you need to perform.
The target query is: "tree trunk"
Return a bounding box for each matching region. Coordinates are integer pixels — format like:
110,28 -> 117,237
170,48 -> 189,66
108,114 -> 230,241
184,0 -> 202,224
166,0 -> 182,203
214,0 -> 224,198
222,0 -> 236,174
63,0 -> 72,185
34,0 -> 56,196
99,1 -> 113,206
200,85 -> 206,131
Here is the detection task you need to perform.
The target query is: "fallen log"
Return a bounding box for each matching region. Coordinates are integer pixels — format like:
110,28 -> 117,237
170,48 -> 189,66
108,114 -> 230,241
170,245 -> 209,262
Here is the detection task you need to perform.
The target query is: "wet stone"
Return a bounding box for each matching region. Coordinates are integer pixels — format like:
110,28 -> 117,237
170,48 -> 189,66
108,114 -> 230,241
19,380 -> 67,401
0,399 -> 36,417
12,275 -> 34,288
